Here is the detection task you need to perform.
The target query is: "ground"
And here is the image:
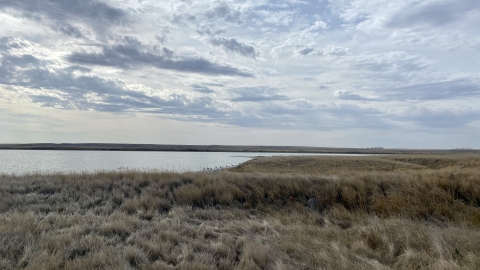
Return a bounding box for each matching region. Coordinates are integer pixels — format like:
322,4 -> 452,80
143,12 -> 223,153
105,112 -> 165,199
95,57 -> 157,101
1,154 -> 480,269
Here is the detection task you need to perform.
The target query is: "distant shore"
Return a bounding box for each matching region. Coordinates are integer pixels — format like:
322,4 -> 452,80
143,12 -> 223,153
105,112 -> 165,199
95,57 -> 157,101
0,143 -> 478,155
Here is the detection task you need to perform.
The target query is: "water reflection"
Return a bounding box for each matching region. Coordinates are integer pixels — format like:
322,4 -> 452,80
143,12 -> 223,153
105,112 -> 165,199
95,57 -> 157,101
0,150 -> 366,175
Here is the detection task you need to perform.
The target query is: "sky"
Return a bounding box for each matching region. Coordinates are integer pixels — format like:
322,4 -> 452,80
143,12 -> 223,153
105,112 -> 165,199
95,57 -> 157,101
0,0 -> 479,148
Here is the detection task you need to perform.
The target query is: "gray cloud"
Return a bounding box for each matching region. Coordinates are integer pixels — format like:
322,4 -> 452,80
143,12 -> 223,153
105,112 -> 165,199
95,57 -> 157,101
0,53 -> 42,68
0,0 -> 126,38
191,84 -> 214,93
334,90 -> 374,101
171,14 -> 197,26
52,22 -> 86,38
0,55 -> 122,96
0,51 -> 233,119
27,90 -> 231,121
196,25 -> 227,36
393,107 -> 480,129
0,40 -> 245,125
205,2 -> 243,25
0,0 -> 126,25
230,87 -> 288,102
0,52 -> 46,85
298,48 -> 314,55
381,79 -> 480,101
322,104 -> 390,130
67,44 -> 253,77
0,37 -> 31,51
3,43 -> 476,132
154,27 -> 171,44
320,46 -> 352,56
209,38 -> 258,58
0,51 -> 405,132
261,99 -> 315,116
387,0 -> 480,29
350,52 -> 430,73
297,46 -> 351,57
260,101 -> 392,130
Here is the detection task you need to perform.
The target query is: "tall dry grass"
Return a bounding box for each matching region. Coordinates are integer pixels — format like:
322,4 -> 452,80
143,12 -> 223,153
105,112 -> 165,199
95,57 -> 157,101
0,154 -> 480,269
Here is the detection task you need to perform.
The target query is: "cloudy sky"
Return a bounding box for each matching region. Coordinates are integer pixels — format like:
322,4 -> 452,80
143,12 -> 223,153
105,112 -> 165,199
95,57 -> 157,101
1,0 -> 479,148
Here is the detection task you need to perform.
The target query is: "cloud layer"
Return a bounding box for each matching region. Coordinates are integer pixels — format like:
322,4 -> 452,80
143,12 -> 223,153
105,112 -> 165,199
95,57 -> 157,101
1,0 -> 480,147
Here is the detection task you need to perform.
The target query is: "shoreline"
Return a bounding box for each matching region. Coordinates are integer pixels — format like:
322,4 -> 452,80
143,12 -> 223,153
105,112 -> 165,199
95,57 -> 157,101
0,143 -> 478,155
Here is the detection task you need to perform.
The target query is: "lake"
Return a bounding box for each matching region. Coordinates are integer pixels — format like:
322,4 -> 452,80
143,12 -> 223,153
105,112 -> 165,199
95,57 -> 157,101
0,150 -> 366,175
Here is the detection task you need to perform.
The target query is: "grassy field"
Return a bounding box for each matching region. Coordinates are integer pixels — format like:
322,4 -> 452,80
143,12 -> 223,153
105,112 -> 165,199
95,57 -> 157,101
1,154 -> 480,269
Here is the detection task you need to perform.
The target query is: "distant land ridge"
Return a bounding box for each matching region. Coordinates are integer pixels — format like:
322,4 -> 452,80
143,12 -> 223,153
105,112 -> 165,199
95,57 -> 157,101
0,143 -> 478,154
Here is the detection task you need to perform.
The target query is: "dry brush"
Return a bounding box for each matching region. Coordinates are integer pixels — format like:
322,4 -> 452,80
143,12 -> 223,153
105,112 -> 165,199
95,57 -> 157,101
0,155 -> 480,269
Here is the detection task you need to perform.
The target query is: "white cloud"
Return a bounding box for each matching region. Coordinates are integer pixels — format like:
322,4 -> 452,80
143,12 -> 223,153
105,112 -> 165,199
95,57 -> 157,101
307,20 -> 329,31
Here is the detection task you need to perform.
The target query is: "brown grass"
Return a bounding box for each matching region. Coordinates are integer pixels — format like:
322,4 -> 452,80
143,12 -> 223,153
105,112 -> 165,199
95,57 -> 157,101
230,154 -> 480,174
1,154 -> 480,269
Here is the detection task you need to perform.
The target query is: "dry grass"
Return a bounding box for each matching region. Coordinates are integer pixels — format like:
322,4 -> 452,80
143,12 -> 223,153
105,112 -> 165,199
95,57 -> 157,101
230,154 -> 480,174
1,154 -> 480,269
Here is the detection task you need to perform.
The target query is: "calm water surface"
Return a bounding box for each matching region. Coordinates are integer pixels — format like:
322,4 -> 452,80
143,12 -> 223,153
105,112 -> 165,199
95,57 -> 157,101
0,150 -> 365,175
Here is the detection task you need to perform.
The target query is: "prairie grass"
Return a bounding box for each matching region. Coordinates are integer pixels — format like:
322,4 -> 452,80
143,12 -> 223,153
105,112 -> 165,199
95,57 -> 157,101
0,154 -> 479,269
230,154 -> 480,174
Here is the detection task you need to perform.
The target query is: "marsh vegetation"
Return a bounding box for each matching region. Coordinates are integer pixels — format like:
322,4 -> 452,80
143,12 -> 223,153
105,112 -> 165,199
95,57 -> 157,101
1,154 -> 480,269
